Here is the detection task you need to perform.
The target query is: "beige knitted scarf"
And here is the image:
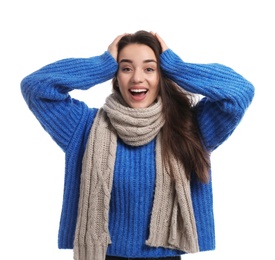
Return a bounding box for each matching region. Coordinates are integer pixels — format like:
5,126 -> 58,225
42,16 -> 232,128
73,93 -> 199,260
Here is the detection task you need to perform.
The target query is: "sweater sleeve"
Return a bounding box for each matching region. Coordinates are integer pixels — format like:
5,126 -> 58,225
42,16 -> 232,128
160,49 -> 255,151
21,51 -> 118,152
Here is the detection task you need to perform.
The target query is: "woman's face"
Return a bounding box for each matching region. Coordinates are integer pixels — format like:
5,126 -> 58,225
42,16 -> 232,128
116,43 -> 160,108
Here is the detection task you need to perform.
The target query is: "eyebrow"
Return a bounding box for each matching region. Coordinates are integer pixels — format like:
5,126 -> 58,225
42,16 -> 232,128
119,59 -> 157,64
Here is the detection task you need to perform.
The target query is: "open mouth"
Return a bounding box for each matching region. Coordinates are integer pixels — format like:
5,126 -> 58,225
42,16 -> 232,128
129,88 -> 148,96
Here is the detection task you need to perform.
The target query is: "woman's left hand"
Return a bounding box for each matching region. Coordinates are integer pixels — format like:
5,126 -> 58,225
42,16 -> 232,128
150,32 -> 169,52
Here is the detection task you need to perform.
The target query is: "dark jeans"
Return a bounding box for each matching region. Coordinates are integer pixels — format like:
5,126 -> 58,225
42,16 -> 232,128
106,256 -> 181,260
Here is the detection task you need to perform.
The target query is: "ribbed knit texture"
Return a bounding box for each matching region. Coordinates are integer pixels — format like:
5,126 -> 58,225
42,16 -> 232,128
107,139 -> 184,258
21,49 -> 255,257
74,93 -> 199,259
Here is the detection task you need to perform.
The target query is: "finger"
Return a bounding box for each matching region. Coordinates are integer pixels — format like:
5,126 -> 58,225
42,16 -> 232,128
155,33 -> 168,52
108,33 -> 128,60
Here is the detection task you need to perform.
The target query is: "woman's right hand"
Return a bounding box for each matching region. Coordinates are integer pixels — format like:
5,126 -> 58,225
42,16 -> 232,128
108,33 -> 128,61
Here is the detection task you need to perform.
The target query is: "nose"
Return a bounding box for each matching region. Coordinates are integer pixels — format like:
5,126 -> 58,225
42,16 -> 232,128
132,69 -> 144,83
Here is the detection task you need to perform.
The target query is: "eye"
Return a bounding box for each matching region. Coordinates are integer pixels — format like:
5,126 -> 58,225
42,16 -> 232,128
145,67 -> 155,72
121,67 -> 132,72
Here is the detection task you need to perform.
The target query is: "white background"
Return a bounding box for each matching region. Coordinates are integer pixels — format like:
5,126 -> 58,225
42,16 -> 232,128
1,0 -> 274,259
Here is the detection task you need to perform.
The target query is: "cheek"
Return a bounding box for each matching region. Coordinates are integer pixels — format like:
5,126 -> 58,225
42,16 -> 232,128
152,74 -> 160,87
153,78 -> 160,93
117,74 -> 127,88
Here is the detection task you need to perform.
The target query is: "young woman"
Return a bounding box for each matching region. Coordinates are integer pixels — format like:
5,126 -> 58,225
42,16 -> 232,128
21,30 -> 254,260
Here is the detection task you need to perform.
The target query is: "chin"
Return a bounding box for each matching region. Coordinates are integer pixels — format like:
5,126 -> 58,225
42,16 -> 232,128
130,102 -> 151,109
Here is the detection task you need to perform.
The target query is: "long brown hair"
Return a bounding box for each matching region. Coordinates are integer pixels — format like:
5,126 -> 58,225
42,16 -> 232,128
112,30 -> 210,183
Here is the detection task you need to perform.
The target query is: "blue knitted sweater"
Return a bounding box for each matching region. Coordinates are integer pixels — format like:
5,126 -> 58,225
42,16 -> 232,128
21,49 -> 254,258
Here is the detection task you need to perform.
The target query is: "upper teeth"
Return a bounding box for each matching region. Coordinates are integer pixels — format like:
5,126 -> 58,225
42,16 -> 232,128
131,89 -> 146,92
